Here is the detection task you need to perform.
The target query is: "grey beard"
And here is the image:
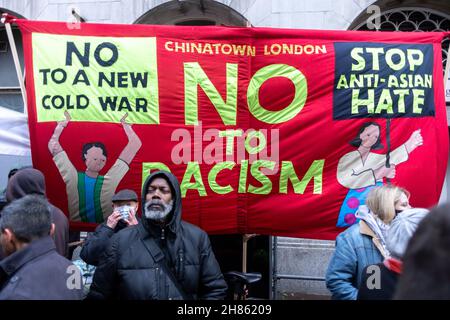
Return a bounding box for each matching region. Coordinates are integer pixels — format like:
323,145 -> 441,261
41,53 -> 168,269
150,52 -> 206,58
144,199 -> 174,221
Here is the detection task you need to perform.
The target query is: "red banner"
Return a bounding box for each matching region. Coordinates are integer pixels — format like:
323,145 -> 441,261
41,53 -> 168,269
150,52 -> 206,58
16,19 -> 449,239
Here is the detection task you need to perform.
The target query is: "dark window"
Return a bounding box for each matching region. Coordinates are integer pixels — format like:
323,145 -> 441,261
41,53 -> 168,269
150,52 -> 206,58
350,2 -> 450,68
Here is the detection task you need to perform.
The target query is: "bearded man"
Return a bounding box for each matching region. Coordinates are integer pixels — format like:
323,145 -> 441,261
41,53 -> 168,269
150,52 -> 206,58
87,171 -> 227,300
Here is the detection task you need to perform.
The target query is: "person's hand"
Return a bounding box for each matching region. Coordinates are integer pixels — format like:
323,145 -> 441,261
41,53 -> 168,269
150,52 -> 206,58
120,113 -> 131,127
374,164 -> 396,180
58,110 -> 71,128
120,112 -> 134,134
405,129 -> 423,153
106,211 -> 122,229
125,207 -> 139,226
49,111 -> 70,155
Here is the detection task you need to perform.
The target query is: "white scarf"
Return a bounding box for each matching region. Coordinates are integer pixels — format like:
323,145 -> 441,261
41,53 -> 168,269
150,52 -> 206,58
355,205 -> 390,255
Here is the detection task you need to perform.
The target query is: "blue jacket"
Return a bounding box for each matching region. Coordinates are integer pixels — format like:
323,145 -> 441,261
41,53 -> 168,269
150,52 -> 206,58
325,221 -> 387,300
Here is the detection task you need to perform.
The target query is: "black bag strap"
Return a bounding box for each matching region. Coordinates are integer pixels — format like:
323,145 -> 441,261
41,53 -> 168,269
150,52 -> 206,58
138,224 -> 192,300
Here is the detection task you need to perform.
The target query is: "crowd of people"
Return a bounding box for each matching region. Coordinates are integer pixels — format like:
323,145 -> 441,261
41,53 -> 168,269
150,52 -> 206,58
326,184 -> 450,300
1,166 -> 450,300
0,167 -> 227,300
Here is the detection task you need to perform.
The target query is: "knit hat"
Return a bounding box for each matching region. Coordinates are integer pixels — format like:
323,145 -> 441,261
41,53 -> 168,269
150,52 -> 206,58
386,208 -> 429,259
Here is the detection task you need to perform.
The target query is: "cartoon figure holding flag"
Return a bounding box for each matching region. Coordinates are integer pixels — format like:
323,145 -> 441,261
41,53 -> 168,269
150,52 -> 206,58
336,122 -> 423,227
48,111 -> 142,223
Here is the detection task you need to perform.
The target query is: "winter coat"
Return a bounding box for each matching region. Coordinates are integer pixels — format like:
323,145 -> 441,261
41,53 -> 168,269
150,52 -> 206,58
325,218 -> 388,300
0,236 -> 83,300
80,221 -> 127,266
357,260 -> 399,300
6,168 -> 70,258
87,171 -> 227,300
0,213 -> 3,261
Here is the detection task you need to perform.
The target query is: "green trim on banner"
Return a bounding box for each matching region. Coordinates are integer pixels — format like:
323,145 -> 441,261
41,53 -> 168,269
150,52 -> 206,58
94,175 -> 104,223
77,172 -> 87,222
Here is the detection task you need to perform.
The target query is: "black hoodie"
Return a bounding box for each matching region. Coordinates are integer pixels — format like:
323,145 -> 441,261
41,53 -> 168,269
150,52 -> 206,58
140,171 -> 182,243
88,170 -> 227,300
4,168 -> 70,258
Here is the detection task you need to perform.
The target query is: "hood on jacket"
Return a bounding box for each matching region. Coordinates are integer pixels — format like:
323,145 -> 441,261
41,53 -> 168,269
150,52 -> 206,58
6,168 -> 46,202
141,170 -> 182,234
386,207 -> 429,259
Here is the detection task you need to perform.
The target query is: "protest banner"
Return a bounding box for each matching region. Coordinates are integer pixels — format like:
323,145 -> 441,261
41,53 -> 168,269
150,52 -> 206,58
13,19 -> 449,238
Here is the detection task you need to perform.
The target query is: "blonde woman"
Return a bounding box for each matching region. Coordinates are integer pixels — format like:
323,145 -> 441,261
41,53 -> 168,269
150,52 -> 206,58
325,185 -> 411,300
358,207 -> 428,300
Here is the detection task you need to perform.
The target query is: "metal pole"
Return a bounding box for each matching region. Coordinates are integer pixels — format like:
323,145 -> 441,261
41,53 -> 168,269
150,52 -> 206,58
242,234 -> 257,273
268,236 -> 273,300
3,20 -> 27,114
385,118 -> 391,184
271,236 -> 278,300
276,274 -> 325,281
242,234 -> 247,273
443,41 -> 450,147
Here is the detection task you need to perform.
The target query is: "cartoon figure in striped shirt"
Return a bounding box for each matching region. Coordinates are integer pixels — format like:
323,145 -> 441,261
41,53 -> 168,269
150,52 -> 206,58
48,111 -> 142,223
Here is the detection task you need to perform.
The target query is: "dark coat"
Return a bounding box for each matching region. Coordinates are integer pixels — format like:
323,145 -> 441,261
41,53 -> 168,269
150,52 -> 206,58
0,236 -> 83,300
0,241 -> 3,261
6,168 -> 70,258
357,262 -> 399,300
80,221 -> 127,266
87,171 -> 227,300
0,212 -> 3,261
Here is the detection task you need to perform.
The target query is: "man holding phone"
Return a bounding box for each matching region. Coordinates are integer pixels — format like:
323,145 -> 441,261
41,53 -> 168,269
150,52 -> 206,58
80,189 -> 139,266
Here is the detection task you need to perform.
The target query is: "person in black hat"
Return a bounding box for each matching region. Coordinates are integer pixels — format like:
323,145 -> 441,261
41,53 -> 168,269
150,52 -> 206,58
80,189 -> 139,266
